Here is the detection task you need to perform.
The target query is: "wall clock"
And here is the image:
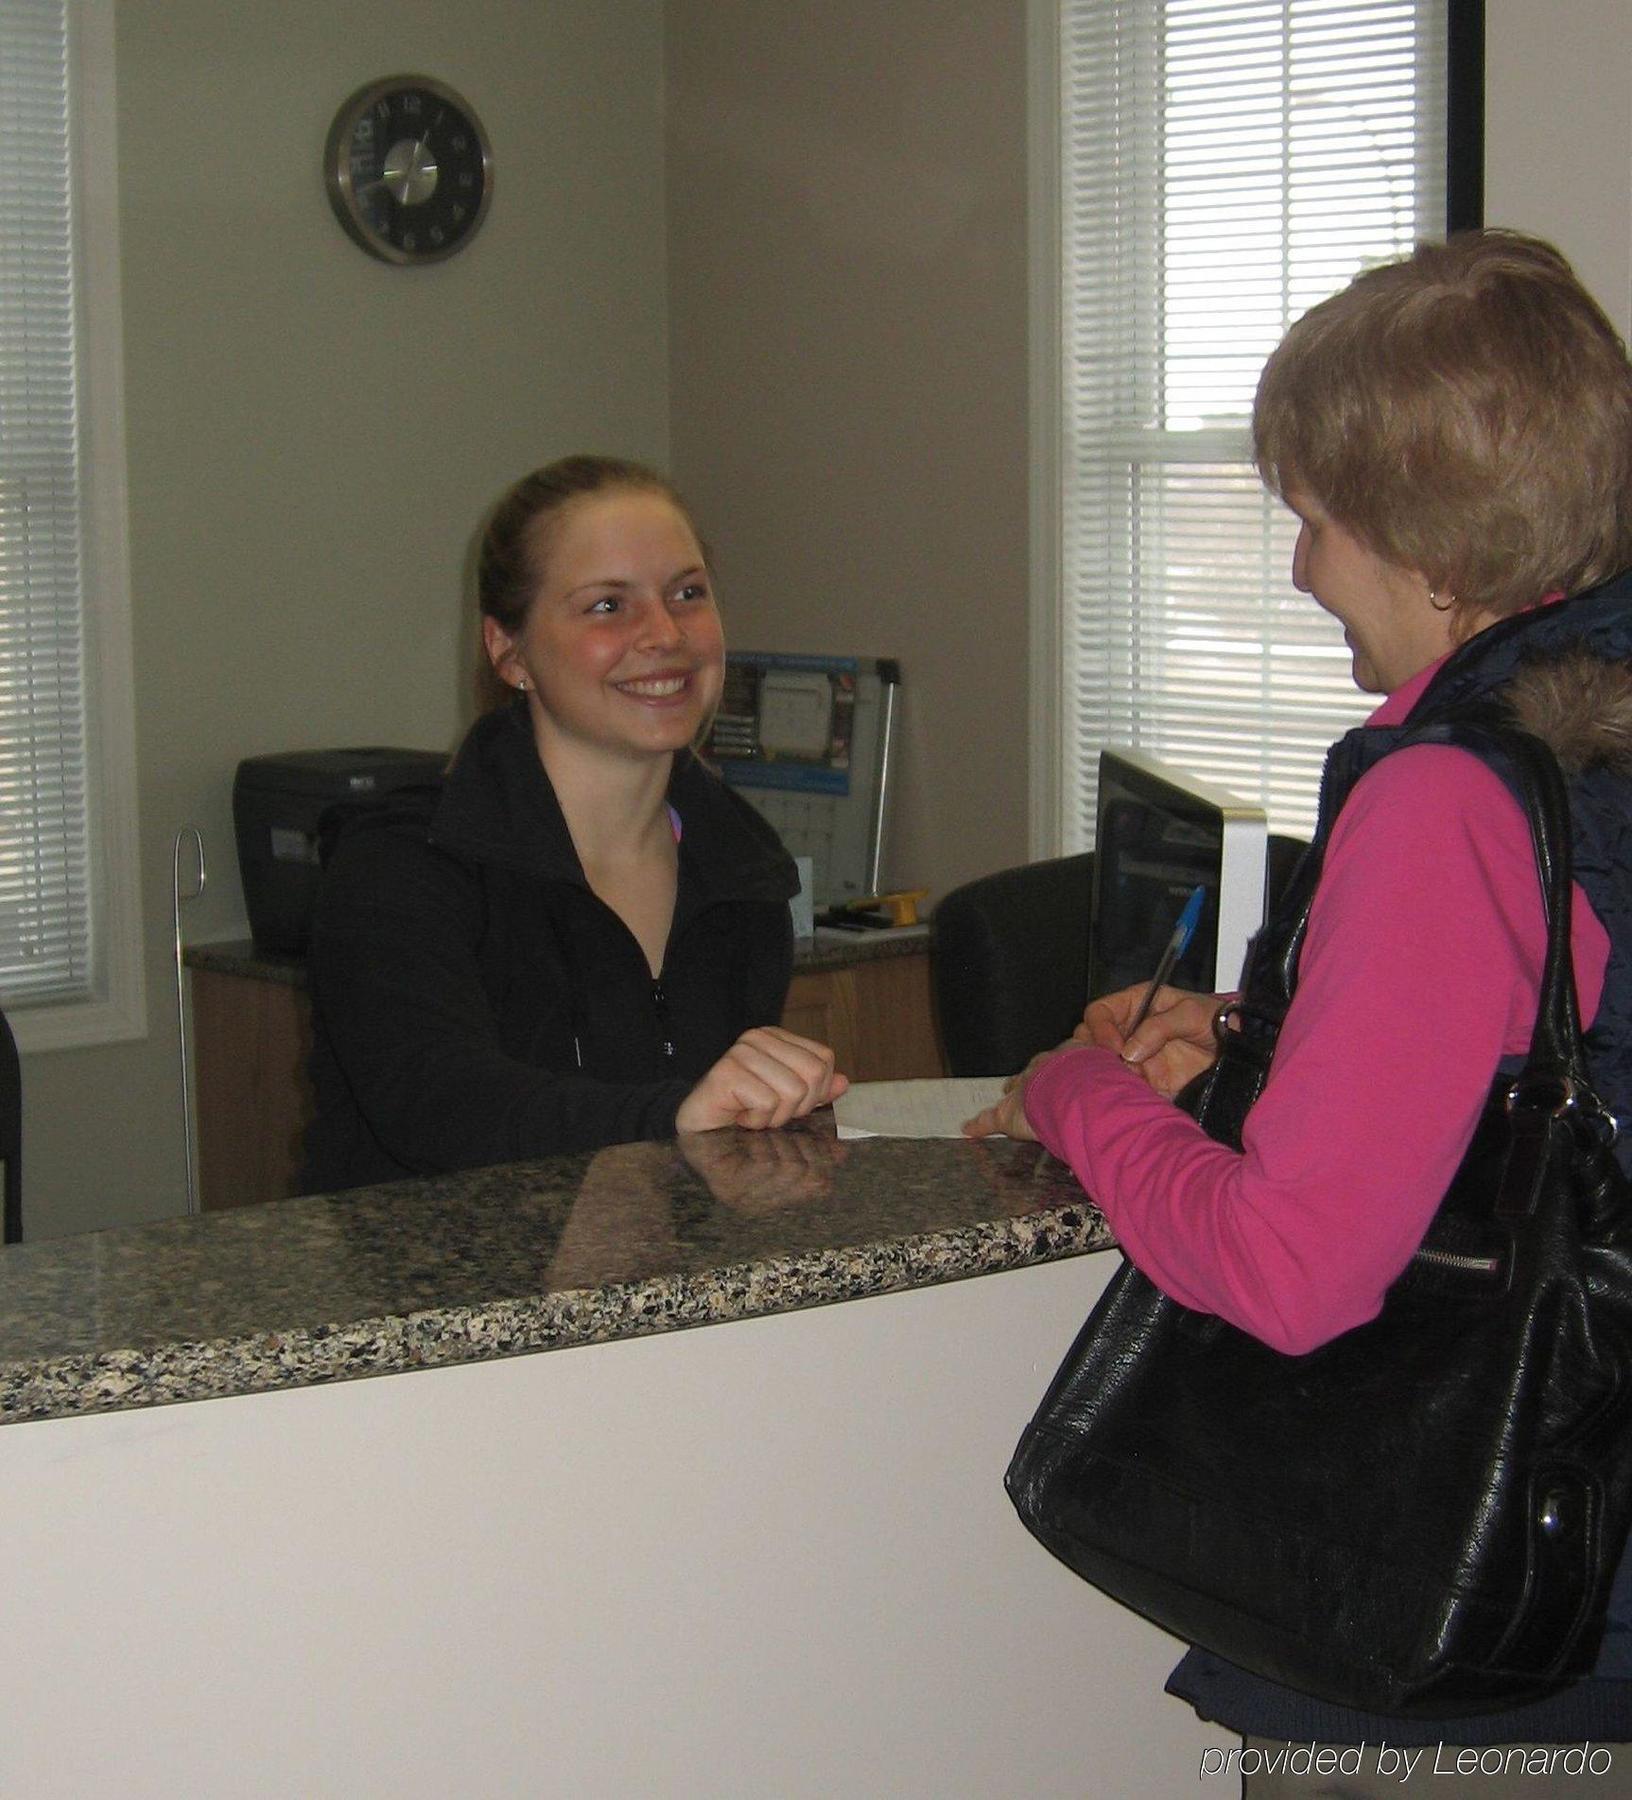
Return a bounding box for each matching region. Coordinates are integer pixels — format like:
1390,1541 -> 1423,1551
325,75 -> 493,265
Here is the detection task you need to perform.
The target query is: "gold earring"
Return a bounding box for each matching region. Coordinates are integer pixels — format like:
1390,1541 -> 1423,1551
1428,587 -> 1455,613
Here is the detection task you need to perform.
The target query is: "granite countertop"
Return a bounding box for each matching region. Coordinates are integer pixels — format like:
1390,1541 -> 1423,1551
0,1126 -> 1109,1429
184,925 -> 931,988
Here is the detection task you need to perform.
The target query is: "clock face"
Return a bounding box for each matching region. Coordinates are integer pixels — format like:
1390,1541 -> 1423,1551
325,76 -> 493,265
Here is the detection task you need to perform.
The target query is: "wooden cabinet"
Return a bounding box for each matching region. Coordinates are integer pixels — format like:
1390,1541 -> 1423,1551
192,968 -> 317,1211
780,951 -> 942,1084
189,943 -> 944,1210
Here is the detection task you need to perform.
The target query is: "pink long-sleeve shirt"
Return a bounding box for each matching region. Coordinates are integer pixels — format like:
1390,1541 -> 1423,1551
1024,664 -> 1611,1356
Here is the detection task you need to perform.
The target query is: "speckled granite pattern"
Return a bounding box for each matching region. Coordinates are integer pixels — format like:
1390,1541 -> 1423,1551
0,1131 -> 1109,1428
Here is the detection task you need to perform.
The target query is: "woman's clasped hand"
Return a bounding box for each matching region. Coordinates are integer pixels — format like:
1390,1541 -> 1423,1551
676,1025 -> 849,1133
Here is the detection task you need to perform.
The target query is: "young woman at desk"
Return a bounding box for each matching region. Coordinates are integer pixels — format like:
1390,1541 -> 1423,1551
303,455 -> 845,1193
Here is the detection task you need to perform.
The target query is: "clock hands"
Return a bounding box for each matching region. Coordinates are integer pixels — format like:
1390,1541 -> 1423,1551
328,78 -> 490,262
383,138 -> 437,208
380,107 -> 448,207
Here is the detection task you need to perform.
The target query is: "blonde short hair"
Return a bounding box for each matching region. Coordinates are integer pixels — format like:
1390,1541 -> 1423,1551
1254,230 -> 1632,620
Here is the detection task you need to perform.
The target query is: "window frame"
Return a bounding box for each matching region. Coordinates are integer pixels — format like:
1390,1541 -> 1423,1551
6,0 -> 145,1053
1026,0 -> 1483,859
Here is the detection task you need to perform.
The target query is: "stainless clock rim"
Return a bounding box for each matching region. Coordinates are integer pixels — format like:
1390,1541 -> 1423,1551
324,73 -> 494,267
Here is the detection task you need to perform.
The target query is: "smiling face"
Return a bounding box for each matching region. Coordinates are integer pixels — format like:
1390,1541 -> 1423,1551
484,488 -> 725,768
1286,490 -> 1460,696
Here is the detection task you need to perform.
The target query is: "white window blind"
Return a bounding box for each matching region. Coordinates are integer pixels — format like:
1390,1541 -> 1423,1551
0,0 -> 92,1003
0,0 -> 141,1046
1057,0 -> 1448,844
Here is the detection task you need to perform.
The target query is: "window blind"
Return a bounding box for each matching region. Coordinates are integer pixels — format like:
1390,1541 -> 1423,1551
1059,0 -> 1448,844
0,0 -> 94,1004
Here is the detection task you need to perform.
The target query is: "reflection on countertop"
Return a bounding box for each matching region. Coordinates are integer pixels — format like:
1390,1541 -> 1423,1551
0,1124 -> 1107,1429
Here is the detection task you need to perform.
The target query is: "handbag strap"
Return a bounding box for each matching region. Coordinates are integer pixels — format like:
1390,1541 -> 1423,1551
1239,711 -> 1601,1117
1417,717 -> 1583,1088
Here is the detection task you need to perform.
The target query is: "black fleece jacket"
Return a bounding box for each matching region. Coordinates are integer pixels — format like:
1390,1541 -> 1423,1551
301,701 -> 798,1193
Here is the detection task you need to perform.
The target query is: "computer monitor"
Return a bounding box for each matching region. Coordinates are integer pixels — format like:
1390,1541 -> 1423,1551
1087,748 -> 1269,1001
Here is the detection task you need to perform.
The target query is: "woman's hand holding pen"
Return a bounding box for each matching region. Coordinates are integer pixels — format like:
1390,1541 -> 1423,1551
1082,984 -> 1228,1099
675,1026 -> 848,1133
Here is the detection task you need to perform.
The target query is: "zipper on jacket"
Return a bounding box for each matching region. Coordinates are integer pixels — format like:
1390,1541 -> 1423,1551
651,979 -> 676,1060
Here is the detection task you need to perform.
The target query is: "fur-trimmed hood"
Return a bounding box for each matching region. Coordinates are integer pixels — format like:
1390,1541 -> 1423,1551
1407,570 -> 1632,776
1505,649 -> 1632,777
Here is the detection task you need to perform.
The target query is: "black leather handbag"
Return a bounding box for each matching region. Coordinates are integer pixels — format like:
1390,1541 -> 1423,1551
1005,720 -> 1632,1718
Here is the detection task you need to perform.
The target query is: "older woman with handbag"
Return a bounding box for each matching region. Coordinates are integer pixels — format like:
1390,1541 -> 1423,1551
967,231 -> 1632,1792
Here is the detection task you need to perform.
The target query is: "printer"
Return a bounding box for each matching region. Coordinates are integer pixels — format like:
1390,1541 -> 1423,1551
233,747 -> 446,955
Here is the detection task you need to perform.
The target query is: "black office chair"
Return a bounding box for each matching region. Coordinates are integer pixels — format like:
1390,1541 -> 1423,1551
0,1004 -> 19,1243
932,853 -> 1096,1079
931,838 -> 1308,1077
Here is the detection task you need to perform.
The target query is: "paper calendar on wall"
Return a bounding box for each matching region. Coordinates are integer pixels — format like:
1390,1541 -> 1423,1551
704,653 -> 900,909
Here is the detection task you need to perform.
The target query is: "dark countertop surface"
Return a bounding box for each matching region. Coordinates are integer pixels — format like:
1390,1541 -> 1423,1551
0,1124 -> 1109,1428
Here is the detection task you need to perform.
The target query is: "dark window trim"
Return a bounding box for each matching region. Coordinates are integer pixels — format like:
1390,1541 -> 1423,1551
1446,0 -> 1485,230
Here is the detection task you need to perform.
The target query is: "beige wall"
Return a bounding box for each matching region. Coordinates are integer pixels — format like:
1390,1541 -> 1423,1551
1484,0 -> 1632,339
23,0 -> 669,1238
664,0 -> 1032,910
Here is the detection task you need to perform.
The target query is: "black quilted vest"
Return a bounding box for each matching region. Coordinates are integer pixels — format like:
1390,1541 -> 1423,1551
1309,574 -> 1632,1172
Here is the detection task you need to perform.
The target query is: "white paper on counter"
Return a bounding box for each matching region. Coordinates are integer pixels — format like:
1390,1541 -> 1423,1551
833,1077 -> 1008,1140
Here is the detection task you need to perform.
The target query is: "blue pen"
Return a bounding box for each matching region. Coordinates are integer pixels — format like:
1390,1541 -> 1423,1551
1127,884 -> 1206,1035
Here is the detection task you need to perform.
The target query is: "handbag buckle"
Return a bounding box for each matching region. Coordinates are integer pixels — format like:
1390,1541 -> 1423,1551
1505,1074 -> 1578,1120
1211,1000 -> 1243,1046
1505,1075 -> 1621,1147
